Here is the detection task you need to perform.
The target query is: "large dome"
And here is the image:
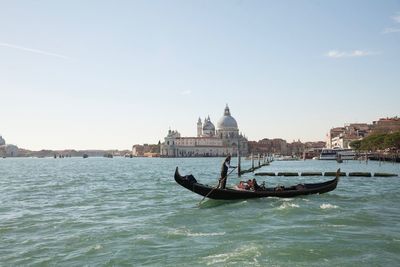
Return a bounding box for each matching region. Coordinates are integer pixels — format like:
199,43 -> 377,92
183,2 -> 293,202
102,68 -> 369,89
217,105 -> 238,129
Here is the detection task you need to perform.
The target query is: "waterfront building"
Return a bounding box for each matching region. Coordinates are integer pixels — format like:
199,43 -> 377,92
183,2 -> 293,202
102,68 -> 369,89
326,117 -> 400,149
132,145 -> 145,156
326,127 -> 346,149
248,139 -> 325,157
0,135 -> 19,157
326,124 -> 370,149
160,105 -> 248,157
249,138 -> 288,155
4,144 -> 19,157
331,133 -> 361,149
372,117 -> 400,133
0,135 -> 5,146
132,144 -> 160,157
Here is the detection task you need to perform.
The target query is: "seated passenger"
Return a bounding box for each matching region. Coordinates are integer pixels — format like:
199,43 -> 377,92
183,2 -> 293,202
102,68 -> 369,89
235,179 -> 263,191
275,185 -> 284,192
236,181 -> 249,190
235,180 -> 252,190
247,179 -> 253,189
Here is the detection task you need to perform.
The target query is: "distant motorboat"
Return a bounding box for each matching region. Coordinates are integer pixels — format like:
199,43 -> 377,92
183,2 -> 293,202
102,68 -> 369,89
320,148 -> 355,160
274,154 -> 300,161
83,154 -> 89,158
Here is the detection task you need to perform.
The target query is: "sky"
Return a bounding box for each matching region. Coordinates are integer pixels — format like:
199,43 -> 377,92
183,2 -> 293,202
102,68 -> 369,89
1,0 -> 399,150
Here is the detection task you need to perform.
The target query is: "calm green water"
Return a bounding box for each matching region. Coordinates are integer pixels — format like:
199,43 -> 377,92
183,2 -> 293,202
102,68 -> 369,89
1,157 -> 399,266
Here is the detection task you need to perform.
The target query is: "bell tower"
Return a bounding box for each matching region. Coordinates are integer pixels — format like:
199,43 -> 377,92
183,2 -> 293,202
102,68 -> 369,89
197,117 -> 202,137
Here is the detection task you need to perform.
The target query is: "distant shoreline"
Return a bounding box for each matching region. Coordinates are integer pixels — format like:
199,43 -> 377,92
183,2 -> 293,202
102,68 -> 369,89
4,149 -> 131,158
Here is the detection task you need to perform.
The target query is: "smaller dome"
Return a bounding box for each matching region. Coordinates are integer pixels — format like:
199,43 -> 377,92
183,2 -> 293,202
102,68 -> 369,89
203,116 -> 215,131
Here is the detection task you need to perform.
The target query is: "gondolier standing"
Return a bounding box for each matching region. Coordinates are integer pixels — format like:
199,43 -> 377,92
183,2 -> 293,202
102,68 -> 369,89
218,154 -> 236,189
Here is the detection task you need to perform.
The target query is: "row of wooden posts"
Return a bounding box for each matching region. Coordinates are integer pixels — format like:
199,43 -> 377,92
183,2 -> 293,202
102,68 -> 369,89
236,153 -> 398,178
237,153 -> 273,177
254,172 -> 398,177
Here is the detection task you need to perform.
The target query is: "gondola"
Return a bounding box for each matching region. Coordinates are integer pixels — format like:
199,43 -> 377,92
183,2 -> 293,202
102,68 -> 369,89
174,167 -> 339,200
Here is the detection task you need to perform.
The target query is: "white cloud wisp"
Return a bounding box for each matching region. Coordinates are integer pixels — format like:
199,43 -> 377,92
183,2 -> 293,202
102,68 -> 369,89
325,50 -> 378,59
0,42 -> 69,59
382,12 -> 400,34
180,90 -> 192,95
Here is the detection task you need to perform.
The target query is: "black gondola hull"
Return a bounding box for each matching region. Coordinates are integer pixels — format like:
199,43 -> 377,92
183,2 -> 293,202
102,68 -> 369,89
174,167 -> 339,200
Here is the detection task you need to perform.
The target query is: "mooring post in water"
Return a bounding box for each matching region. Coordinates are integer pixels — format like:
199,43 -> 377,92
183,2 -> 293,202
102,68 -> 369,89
258,153 -> 260,167
251,153 -> 254,169
238,150 -> 241,177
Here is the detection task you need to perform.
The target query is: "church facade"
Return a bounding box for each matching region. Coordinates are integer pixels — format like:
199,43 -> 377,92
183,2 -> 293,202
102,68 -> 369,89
160,105 -> 248,157
0,134 -> 19,157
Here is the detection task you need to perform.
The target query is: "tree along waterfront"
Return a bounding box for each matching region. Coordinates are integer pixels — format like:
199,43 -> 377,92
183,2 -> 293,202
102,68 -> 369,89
350,131 -> 400,152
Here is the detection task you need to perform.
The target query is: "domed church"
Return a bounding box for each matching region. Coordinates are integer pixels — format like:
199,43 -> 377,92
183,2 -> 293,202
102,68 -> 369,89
0,134 -> 19,157
161,105 -> 248,157
0,135 -> 5,146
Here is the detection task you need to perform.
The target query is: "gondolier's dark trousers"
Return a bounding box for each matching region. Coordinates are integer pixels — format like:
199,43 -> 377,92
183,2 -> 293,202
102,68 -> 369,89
218,171 -> 228,189
218,177 -> 227,189
218,160 -> 229,189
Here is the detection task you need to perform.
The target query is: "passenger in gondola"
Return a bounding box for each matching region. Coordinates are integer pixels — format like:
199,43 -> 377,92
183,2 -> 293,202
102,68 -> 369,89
236,181 -> 249,190
218,154 -> 236,189
236,179 -> 260,191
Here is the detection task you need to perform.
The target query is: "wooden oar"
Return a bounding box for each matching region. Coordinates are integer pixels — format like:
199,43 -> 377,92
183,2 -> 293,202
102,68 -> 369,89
198,167 -> 237,206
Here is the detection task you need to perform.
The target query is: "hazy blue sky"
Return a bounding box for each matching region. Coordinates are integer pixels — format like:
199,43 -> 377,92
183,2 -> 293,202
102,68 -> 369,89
1,1 -> 399,150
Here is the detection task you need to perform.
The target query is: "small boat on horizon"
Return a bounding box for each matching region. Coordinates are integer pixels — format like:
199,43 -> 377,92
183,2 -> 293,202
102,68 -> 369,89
273,154 -> 300,161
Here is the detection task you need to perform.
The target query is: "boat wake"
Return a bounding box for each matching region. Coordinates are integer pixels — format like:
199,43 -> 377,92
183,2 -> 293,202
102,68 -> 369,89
169,228 -> 225,237
202,244 -> 261,265
277,202 -> 300,210
320,203 -> 338,209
